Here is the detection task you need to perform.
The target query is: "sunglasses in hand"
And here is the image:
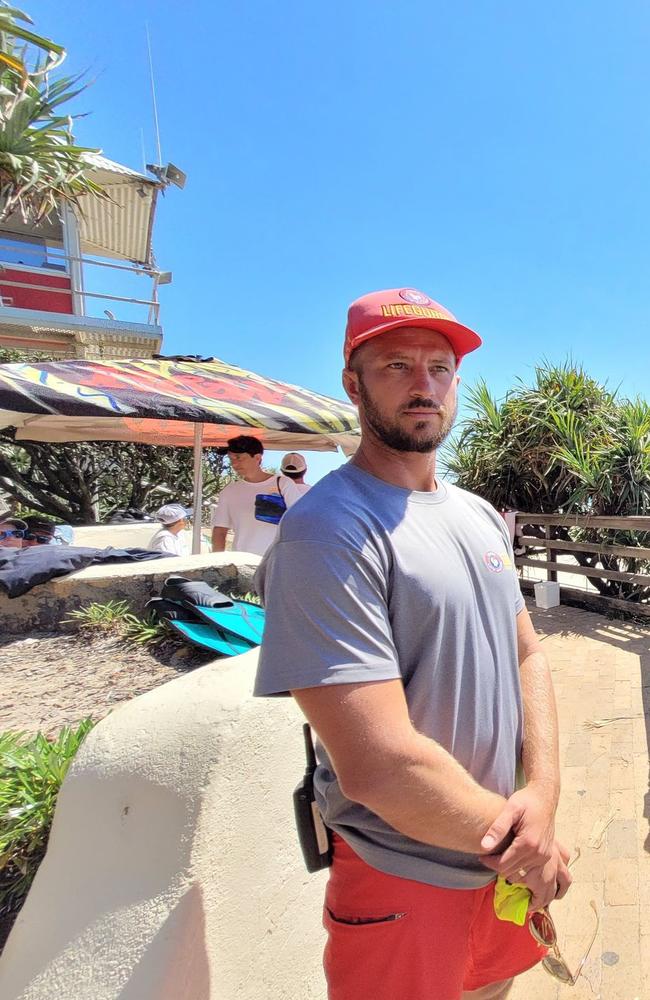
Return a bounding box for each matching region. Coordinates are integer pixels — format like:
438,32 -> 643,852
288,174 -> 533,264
530,900 -> 598,985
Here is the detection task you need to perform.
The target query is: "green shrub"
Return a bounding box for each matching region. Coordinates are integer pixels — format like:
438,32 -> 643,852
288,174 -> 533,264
121,612 -> 169,646
66,601 -> 168,646
240,592 -> 262,605
0,720 -> 95,920
65,600 -> 131,630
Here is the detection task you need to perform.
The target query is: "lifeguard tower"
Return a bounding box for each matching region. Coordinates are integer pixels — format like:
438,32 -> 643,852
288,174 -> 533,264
0,154 -> 183,360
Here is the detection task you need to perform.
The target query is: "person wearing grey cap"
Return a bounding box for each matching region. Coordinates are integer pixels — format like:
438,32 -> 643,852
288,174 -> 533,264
280,452 -> 311,496
149,504 -> 191,557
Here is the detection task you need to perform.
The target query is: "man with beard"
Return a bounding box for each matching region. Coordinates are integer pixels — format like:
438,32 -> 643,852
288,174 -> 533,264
254,288 -> 568,1000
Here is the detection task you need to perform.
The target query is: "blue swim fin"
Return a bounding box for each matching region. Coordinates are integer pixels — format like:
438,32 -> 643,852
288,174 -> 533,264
167,619 -> 255,656
193,600 -> 265,646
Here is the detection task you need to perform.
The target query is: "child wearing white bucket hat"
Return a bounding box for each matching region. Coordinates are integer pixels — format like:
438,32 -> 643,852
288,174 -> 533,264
149,503 -> 192,557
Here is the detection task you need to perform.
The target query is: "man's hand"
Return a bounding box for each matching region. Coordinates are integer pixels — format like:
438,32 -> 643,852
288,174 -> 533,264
522,841 -> 572,911
479,783 -> 556,881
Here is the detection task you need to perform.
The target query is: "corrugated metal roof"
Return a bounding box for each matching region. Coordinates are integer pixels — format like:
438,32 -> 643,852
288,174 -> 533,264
76,154 -> 160,267
83,153 -> 155,183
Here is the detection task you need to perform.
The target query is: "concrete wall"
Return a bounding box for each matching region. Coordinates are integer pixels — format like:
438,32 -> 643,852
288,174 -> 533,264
71,524 -> 212,552
0,649 -> 328,1000
0,552 -> 260,633
71,523 -> 159,549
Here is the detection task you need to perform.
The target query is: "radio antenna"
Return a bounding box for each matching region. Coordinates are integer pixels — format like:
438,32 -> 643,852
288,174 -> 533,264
139,127 -> 147,174
145,23 -> 163,166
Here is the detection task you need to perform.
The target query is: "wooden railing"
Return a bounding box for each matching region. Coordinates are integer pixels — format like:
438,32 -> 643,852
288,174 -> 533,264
514,513 -> 650,619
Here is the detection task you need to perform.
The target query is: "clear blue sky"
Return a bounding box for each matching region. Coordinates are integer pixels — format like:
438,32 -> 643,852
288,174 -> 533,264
28,0 -> 650,481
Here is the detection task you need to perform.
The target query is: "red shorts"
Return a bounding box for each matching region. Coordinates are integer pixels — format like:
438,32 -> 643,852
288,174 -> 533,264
323,835 -> 546,1000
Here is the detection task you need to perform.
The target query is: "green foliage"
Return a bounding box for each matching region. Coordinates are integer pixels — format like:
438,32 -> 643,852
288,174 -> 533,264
65,599 -> 131,629
121,612 -> 169,646
0,427 -> 230,523
240,592 -> 261,605
445,361 -> 623,513
0,720 -> 95,919
445,360 -> 650,602
66,600 -> 169,646
0,3 -> 103,224
0,429 -> 232,523
0,4 -> 65,80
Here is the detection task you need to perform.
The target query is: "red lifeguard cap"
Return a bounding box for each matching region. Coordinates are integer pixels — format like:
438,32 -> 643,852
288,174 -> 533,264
344,287 -> 482,365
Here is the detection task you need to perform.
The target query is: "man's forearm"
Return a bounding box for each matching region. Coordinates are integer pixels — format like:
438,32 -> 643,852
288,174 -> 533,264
211,527 -> 228,552
519,648 -> 560,806
341,731 -> 506,854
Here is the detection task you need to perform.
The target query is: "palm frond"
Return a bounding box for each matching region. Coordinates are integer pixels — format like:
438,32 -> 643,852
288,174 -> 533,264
0,5 -> 102,223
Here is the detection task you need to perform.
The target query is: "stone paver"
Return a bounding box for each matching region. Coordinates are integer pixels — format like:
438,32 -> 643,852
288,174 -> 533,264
510,600 -> 650,1000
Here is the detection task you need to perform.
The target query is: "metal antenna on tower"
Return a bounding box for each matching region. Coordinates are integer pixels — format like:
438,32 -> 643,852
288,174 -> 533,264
140,127 -> 147,174
146,23 -> 163,166
143,24 -> 187,192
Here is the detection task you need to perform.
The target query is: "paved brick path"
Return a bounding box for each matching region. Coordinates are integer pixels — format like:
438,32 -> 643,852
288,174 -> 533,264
510,601 -> 650,1000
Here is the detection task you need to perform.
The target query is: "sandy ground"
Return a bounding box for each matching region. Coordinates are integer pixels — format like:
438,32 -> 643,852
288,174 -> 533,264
0,629 -> 215,737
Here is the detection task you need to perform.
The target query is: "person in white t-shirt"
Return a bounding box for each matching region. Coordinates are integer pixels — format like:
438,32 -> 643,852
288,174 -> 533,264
149,503 -> 191,557
280,452 -> 311,496
211,436 -> 302,556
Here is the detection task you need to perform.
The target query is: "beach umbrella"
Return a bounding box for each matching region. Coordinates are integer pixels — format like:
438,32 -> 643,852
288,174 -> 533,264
0,355 -> 360,551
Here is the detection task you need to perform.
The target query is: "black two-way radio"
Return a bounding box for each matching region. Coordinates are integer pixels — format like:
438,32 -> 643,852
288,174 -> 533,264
293,723 -> 333,872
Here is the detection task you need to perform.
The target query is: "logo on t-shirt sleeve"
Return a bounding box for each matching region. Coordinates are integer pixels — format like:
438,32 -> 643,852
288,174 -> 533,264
483,550 -> 512,573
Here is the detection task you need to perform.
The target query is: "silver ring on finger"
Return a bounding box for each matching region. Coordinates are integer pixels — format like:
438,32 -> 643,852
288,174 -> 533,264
517,867 -> 528,880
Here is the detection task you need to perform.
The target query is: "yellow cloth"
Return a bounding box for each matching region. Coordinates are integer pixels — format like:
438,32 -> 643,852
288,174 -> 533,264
493,876 -> 532,926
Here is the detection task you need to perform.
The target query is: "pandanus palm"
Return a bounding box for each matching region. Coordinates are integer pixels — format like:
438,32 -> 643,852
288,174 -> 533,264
0,3 -> 104,224
0,4 -> 64,78
445,361 -> 650,603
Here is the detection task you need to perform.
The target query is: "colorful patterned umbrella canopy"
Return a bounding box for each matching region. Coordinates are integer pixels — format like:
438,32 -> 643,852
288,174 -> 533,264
0,355 -> 360,453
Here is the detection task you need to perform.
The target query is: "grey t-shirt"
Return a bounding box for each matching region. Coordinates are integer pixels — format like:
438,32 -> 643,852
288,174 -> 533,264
254,462 -> 525,889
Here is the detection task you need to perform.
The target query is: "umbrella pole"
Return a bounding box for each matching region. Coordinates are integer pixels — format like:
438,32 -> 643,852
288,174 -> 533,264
191,423 -> 204,555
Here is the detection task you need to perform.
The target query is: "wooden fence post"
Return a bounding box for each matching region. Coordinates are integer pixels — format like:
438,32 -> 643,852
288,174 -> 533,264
545,524 -> 558,582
